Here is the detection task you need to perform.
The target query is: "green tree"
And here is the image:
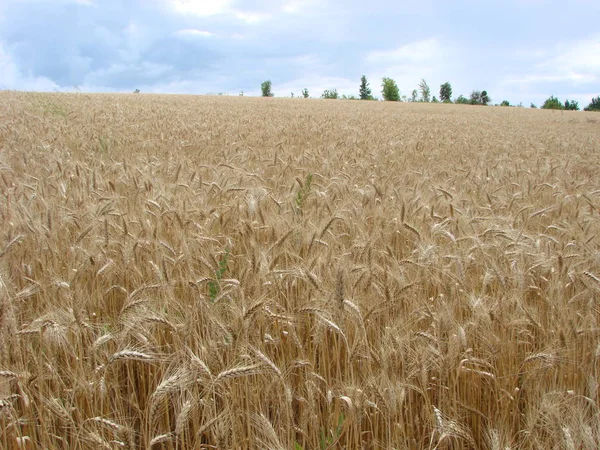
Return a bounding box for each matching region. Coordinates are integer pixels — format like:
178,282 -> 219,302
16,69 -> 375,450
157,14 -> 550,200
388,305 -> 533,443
470,90 -> 490,105
455,95 -> 470,104
563,99 -> 579,111
500,100 -> 510,106
410,89 -> 418,102
419,79 -> 431,102
321,89 -> 339,99
261,80 -> 273,97
481,91 -> 490,105
439,82 -> 452,102
542,95 -> 562,110
530,103 -> 537,108
381,77 -> 400,101
432,96 -> 439,103
584,95 -> 600,111
359,75 -> 373,100
301,88 -> 309,98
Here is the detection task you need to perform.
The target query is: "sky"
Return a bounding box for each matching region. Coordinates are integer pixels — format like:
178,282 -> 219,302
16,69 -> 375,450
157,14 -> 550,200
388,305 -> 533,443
1,0 -> 599,107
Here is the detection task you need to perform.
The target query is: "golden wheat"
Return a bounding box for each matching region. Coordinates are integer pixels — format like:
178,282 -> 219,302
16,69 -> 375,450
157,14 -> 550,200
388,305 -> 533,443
0,91 -> 599,448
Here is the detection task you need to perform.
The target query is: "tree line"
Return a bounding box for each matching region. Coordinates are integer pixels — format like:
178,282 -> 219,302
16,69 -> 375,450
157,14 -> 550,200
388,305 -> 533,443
259,77 -> 600,112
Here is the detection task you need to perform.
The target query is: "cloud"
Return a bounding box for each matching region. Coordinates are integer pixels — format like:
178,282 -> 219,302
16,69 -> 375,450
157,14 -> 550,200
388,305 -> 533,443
282,0 -> 319,14
176,29 -> 214,38
496,34 -> 600,106
506,35 -> 600,86
0,43 -> 60,91
234,11 -> 271,24
169,0 -> 233,17
82,61 -> 174,89
543,35 -> 600,76
168,0 -> 271,24
366,39 -> 442,64
505,73 -> 597,85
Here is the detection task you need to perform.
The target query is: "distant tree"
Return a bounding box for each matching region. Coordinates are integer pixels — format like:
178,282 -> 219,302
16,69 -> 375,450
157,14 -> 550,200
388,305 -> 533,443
481,91 -> 490,105
261,80 -> 273,97
470,90 -> 490,105
530,103 -> 537,108
584,95 -> 600,111
410,89 -> 418,102
563,99 -> 579,111
133,89 -> 140,94
359,75 -> 373,100
439,82 -> 452,102
432,96 -> 439,103
301,88 -> 309,98
291,92 -> 294,98
542,96 -> 562,110
239,91 -> 244,96
342,94 -> 358,100
419,79 -> 431,102
321,89 -> 339,99
500,100 -> 510,106
381,77 -> 400,101
455,95 -> 470,104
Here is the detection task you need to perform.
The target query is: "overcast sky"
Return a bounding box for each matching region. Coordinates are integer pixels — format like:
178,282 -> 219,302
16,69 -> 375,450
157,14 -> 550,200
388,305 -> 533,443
1,0 -> 599,106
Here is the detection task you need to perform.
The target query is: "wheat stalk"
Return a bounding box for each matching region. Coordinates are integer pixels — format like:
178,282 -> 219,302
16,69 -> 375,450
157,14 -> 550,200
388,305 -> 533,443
3,91 -> 600,449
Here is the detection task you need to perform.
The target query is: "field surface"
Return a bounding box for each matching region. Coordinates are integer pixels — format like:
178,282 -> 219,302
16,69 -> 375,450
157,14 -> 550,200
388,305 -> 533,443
1,91 -> 600,449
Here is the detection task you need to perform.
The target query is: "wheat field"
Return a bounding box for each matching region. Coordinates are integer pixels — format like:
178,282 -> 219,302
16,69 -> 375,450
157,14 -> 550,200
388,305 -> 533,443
1,91 -> 600,449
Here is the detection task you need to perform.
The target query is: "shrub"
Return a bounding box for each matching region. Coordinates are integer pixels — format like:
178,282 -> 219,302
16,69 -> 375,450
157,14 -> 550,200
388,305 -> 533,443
541,96 -> 562,110
584,95 -> 600,111
563,100 -> 579,111
321,89 -> 339,99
